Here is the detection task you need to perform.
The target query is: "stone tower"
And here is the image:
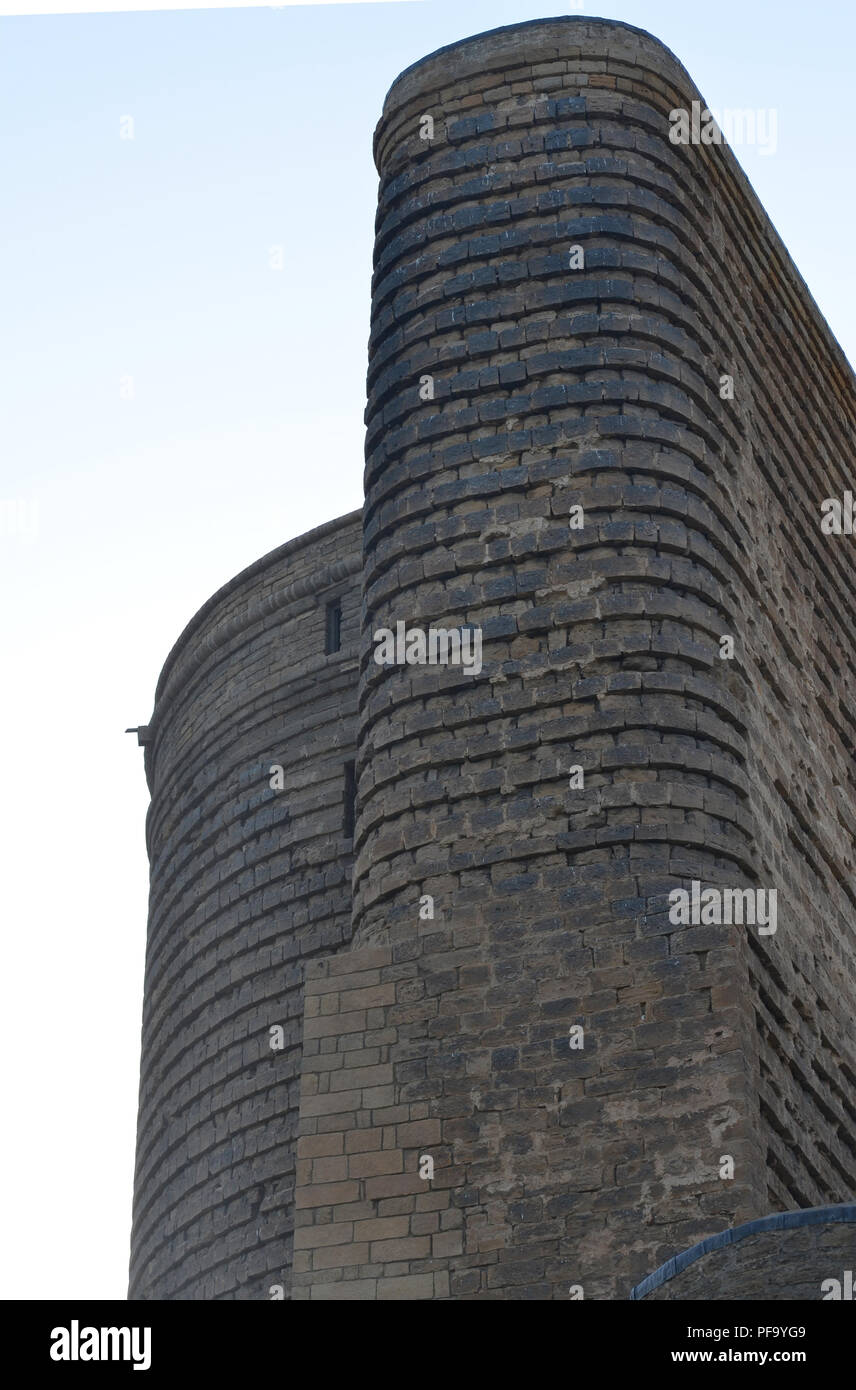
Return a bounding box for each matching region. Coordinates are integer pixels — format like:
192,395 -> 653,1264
130,18 -> 856,1300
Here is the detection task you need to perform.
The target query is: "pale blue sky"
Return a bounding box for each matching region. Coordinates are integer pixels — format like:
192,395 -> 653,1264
1,0 -> 852,1299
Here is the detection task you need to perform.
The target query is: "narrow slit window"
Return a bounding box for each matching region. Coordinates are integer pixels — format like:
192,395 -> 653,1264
325,599 -> 342,654
343,761 -> 356,838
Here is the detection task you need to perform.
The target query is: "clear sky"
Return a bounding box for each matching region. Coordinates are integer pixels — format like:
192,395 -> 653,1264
1,0 -> 853,1300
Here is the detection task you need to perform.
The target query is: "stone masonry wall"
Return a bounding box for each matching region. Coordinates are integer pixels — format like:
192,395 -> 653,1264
132,15 -> 856,1302
292,944 -> 457,1299
290,17 -> 856,1299
130,512 -> 361,1299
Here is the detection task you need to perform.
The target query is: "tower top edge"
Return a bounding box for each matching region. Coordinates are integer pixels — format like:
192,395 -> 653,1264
376,16 -> 694,124
152,507 -> 362,709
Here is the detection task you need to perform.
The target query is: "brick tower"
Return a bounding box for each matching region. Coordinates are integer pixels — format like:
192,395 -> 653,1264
131,19 -> 856,1300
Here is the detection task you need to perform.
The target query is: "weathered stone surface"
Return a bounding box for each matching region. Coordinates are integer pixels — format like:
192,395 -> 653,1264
345,14 -> 856,1299
131,16 -> 856,1302
129,514 -> 361,1300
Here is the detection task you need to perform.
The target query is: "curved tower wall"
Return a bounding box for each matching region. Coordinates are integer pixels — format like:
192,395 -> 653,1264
290,17 -> 856,1298
130,513 -> 361,1299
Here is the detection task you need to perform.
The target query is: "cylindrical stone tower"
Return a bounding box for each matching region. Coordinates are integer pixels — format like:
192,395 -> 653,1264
327,15 -> 855,1298
132,16 -> 856,1302
353,17 -> 762,1298
130,514 -> 361,1299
